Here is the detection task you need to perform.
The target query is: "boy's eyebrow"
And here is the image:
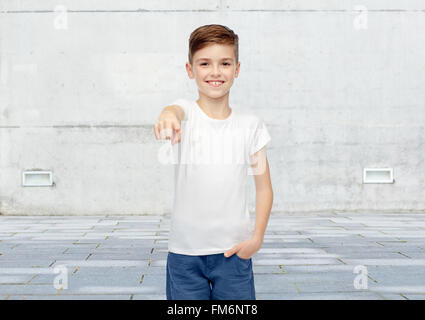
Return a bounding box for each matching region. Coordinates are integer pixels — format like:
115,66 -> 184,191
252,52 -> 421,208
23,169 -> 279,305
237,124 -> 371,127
195,57 -> 233,62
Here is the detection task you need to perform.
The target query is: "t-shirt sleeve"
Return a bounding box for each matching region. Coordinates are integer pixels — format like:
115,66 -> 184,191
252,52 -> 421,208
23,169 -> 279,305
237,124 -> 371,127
169,98 -> 189,121
249,116 -> 271,156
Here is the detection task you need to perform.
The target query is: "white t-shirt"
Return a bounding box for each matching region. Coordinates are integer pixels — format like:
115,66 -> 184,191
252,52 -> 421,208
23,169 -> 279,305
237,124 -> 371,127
167,98 -> 271,255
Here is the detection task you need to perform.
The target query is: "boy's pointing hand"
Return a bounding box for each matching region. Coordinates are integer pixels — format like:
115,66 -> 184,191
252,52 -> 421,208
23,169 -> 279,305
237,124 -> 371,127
154,110 -> 182,145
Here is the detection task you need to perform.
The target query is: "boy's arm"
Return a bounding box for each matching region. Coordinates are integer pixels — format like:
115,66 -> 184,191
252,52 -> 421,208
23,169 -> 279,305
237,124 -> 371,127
251,147 -> 273,243
160,104 -> 185,122
224,146 -> 273,259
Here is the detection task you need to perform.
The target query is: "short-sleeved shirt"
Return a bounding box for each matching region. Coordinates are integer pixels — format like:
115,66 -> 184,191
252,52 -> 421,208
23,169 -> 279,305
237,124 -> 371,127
167,98 -> 271,255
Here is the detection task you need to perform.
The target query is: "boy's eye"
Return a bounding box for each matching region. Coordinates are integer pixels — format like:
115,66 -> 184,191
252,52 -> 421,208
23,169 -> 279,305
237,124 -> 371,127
200,62 -> 231,66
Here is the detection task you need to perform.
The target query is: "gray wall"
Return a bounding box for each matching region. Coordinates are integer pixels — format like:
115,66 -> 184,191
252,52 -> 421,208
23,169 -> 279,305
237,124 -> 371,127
1,0 -> 424,215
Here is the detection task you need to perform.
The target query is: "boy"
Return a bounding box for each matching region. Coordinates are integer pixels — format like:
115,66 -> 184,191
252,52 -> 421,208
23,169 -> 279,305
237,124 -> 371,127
154,24 -> 273,300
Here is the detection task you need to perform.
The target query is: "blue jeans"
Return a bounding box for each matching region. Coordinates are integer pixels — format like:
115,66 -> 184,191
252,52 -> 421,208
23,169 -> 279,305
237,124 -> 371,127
166,251 -> 256,300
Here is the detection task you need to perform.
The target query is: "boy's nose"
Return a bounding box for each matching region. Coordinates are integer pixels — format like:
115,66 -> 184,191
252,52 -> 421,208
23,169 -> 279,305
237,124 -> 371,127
212,65 -> 221,75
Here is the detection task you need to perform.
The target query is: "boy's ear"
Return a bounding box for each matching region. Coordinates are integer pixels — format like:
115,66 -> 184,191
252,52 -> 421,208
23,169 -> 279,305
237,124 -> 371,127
186,62 -> 195,79
234,61 -> 241,78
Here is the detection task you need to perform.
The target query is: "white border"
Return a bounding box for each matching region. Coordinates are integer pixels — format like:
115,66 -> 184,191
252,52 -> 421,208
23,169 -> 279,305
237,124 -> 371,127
22,170 -> 53,187
363,168 -> 394,184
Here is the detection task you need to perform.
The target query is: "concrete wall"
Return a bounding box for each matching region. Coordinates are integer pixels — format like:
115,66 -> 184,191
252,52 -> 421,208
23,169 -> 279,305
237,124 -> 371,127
1,0 -> 424,215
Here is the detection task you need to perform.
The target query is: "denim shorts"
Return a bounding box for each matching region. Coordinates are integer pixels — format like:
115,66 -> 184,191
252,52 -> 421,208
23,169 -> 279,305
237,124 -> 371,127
166,251 -> 256,300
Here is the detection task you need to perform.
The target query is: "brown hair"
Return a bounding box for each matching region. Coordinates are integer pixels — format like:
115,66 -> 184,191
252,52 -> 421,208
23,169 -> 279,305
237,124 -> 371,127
188,24 -> 239,65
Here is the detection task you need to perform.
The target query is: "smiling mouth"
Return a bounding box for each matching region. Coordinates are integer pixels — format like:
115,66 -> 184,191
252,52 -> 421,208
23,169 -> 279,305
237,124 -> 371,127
206,81 -> 225,87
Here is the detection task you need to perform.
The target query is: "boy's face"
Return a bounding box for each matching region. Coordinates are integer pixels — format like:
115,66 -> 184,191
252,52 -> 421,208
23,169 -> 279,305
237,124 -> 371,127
186,44 -> 240,99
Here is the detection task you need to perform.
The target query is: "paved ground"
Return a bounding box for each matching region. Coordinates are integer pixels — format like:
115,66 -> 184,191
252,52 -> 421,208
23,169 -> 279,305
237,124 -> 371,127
0,212 -> 425,300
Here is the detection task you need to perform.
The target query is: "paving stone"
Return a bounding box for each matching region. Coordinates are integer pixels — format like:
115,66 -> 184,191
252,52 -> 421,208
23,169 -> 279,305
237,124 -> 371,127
260,241 -> 318,247
64,272 -> 145,290
365,266 -> 425,286
401,294 -> 425,300
253,258 -> 342,266
71,285 -> 159,295
87,253 -> 150,260
252,265 -> 285,274
343,259 -> 425,266
139,274 -> 165,292
102,240 -> 158,247
0,267 -> 56,275
256,291 -> 383,300
256,253 -> 340,259
280,265 -> 355,273
0,275 -> 34,284
51,259 -> 149,268
0,260 -> 55,268
253,274 -> 300,294
6,294 -> 132,300
150,260 -> 167,268
375,293 -> 408,300
370,286 -> 425,294
389,250 -> 425,259
294,280 -> 363,293
27,274 -> 58,285
132,294 -> 166,300
87,248 -> 153,255
1,213 -> 425,299
266,272 -> 355,283
337,252 -> 410,259
0,284 -> 61,295
1,254 -> 88,261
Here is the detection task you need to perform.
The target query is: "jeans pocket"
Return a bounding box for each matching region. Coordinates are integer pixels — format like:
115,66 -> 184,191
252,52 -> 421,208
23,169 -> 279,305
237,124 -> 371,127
235,253 -> 251,262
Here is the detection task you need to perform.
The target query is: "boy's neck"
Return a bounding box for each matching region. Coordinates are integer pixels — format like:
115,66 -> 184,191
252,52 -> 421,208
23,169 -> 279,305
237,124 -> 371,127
196,96 -> 232,120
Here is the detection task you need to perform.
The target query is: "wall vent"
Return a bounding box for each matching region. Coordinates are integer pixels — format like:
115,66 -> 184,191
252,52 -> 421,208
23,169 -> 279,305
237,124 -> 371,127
22,170 -> 53,187
363,168 -> 394,184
